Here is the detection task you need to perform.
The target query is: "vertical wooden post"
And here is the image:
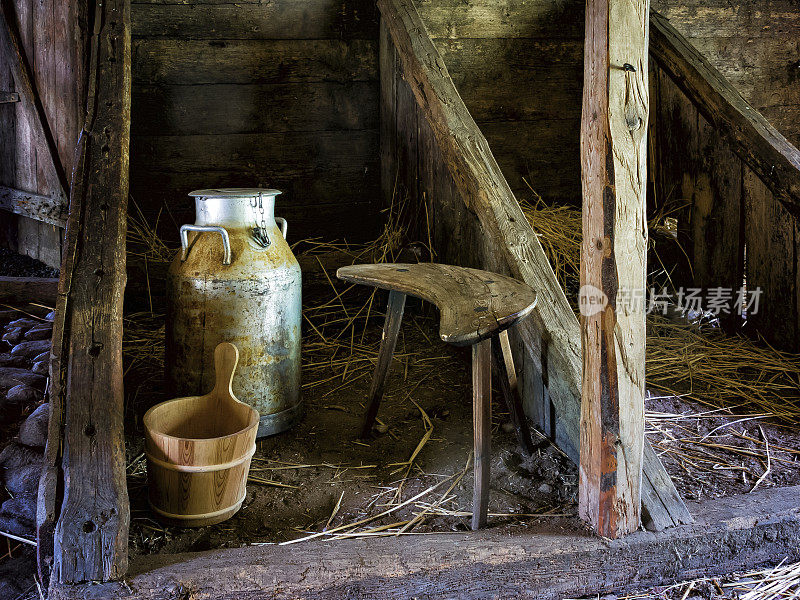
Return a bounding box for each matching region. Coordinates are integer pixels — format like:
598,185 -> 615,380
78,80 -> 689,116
579,0 -> 649,538
45,0 -> 132,583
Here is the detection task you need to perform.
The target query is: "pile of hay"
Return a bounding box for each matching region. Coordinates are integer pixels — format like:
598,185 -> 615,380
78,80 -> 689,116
519,197 -> 800,425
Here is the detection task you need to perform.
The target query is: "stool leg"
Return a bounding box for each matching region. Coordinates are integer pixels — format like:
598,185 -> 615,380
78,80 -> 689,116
471,337 -> 491,530
492,330 -> 536,456
360,290 -> 406,438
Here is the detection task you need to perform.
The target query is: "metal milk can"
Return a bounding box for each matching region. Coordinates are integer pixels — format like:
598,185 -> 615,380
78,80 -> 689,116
166,188 -> 302,438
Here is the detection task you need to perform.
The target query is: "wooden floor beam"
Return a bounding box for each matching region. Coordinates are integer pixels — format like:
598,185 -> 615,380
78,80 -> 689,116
50,486 -> 800,600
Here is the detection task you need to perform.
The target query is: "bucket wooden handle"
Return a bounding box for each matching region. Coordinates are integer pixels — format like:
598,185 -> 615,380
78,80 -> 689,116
213,342 -> 239,400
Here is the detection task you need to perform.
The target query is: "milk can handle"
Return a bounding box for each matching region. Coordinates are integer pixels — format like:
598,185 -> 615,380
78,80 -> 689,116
180,225 -> 232,265
275,217 -> 288,239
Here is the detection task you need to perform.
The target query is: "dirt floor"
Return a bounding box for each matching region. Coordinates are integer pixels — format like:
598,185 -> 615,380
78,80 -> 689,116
123,290 -> 800,559
126,302 -> 582,555
3,250 -> 800,598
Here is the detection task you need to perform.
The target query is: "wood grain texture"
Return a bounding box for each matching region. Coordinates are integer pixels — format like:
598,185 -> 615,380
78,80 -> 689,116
337,263 -> 538,346
492,330 -> 535,456
0,184 -> 66,227
49,0 -> 132,583
144,343 -> 259,527
690,114 -> 744,330
379,19 -> 397,211
0,0 -> 67,199
650,63 -> 698,287
0,0 -> 86,266
132,81 -> 378,136
131,0 -> 379,40
579,0 -> 649,539
471,338 -> 491,530
743,167 -> 799,351
50,486 -> 800,600
133,38 -> 377,85
378,0 -> 689,529
651,0 -> 800,147
422,13 -> 584,206
129,0 -> 382,245
0,275 -> 58,305
416,0 -> 585,40
650,11 -> 800,220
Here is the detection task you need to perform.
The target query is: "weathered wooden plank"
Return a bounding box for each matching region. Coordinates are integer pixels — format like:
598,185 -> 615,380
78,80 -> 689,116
479,120 -> 581,203
132,39 -> 378,85
690,114 -> 744,330
395,58 -> 419,208
0,276 -> 58,305
417,0 -> 585,40
650,11 -> 800,220
132,82 -> 378,136
131,0 -> 379,40
378,0 -> 689,529
436,38 -> 583,123
128,130 -> 380,242
0,54 -> 16,186
0,90 -> 18,102
131,130 -> 378,174
579,0 -> 649,538
650,0 -> 800,148
650,63 -> 696,287
11,0 -> 40,263
0,0 -> 68,200
50,0 -> 132,583
743,167 -> 798,351
50,486 -> 800,600
650,1 -> 800,41
0,184 -> 66,227
379,20 -> 397,210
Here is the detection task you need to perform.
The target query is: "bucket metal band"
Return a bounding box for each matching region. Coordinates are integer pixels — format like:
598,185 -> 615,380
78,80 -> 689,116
257,402 -> 303,439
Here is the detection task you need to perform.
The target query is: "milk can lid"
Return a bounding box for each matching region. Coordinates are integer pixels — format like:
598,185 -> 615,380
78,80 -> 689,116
189,188 -> 283,199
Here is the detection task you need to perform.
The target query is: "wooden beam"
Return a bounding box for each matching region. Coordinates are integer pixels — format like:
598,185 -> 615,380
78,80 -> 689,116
579,0 -> 649,538
0,276 -> 58,306
49,486 -> 800,600
0,185 -> 67,227
650,11 -> 800,220
0,0 -> 69,201
377,0 -> 689,529
39,0 -> 132,584
0,90 -> 18,103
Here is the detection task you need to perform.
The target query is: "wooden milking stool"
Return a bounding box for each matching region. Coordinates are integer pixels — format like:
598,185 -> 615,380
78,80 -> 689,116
336,263 -> 539,530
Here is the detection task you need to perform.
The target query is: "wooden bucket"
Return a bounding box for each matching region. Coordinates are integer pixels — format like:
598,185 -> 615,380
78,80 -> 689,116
144,342 -> 259,526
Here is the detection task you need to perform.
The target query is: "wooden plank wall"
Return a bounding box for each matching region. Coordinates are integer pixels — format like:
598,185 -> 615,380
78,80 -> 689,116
0,0 -> 85,268
653,0 -> 800,149
415,0 -> 586,207
651,62 -> 800,351
129,0 -> 381,244
649,4 -> 800,350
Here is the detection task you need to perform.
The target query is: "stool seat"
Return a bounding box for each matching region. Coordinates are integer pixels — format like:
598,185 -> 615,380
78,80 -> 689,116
336,263 -> 538,346
337,263 -> 540,531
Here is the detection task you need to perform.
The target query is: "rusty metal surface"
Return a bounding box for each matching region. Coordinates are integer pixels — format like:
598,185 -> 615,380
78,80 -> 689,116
166,190 -> 302,437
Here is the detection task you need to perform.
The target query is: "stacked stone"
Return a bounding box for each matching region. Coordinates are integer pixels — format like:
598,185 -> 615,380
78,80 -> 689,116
0,310 -> 52,539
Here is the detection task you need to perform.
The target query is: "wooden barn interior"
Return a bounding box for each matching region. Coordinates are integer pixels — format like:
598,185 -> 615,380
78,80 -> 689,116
0,0 -> 799,597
